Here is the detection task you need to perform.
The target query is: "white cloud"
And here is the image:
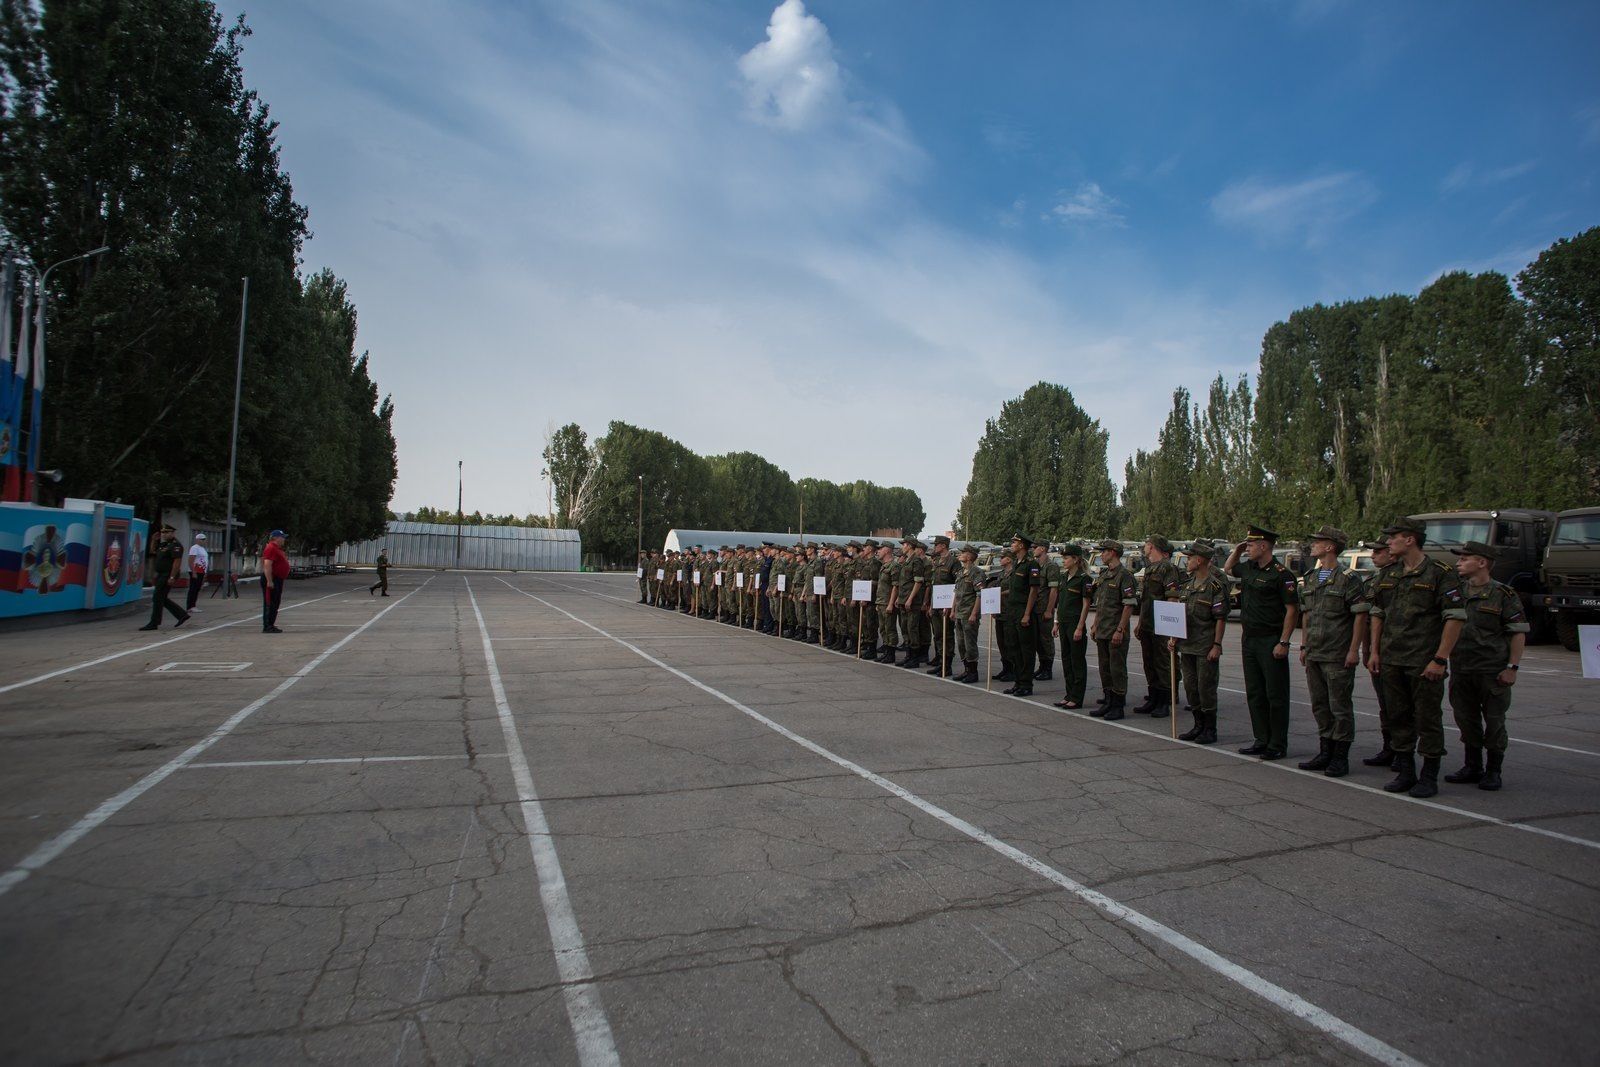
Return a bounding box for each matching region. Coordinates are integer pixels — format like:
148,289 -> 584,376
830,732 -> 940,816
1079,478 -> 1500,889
1441,159 -> 1536,193
1047,182 -> 1125,226
1210,171 -> 1377,246
737,0 -> 842,130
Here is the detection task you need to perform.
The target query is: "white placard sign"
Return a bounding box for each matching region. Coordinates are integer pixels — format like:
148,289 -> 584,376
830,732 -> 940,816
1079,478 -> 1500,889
715,571 -> 724,586
1581,625 -> 1600,679
813,576 -> 827,595
655,568 -> 665,581
1152,600 -> 1188,640
931,583 -> 955,610
979,587 -> 1001,616
851,579 -> 874,602
777,574 -> 787,592
635,567 -> 644,578
755,574 -> 764,589
735,572 -> 745,588
675,569 -> 683,581
692,570 -> 702,586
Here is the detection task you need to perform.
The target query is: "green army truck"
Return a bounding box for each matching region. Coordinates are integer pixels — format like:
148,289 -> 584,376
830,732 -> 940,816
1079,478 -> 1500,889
1409,509 -> 1557,638
1539,507 -> 1600,651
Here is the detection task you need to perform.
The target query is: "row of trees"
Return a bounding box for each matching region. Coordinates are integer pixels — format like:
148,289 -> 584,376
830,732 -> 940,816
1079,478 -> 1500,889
0,0 -> 396,547
1119,229 -> 1597,540
542,421 -> 926,561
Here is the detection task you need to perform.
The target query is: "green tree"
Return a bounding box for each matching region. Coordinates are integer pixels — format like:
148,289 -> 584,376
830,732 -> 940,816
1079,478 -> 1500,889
1518,226 -> 1600,499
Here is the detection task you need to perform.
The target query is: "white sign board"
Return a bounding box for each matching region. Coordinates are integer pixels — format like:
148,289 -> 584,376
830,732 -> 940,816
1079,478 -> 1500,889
813,576 -> 827,595
675,569 -> 683,582
931,583 -> 955,610
655,569 -> 665,581
715,571 -> 724,586
755,574 -> 764,589
1152,600 -> 1188,640
635,567 -> 644,578
735,572 -> 745,589
851,579 -> 874,602
1582,625 -> 1600,679
980,587 -> 1001,616
692,570 -> 702,586
777,574 -> 787,592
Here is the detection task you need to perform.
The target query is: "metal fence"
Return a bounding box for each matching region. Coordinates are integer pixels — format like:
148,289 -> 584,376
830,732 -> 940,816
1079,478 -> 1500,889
336,521 -> 582,571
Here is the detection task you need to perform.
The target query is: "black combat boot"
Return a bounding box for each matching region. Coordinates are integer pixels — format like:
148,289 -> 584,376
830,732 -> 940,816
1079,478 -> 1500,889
844,638 -> 857,655
1298,738 -> 1333,771
960,660 -> 980,683
1094,693 -> 1110,707
1102,693 -> 1125,720
1148,688 -> 1170,718
1196,712 -> 1217,745
876,646 -> 896,664
1033,665 -> 1053,681
903,649 -> 926,669
1444,746 -> 1483,785
1383,753 -> 1417,793
1323,740 -> 1350,778
1409,756 -> 1441,799
1178,712 -> 1203,742
1478,750 -> 1503,791
1362,732 -> 1396,767
1089,694 -> 1111,718
862,641 -> 878,659
993,668 -> 1014,682
1132,691 -> 1158,714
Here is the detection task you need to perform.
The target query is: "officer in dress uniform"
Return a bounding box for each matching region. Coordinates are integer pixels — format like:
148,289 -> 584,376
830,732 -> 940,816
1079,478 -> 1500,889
997,535 -> 1040,696
1030,541 -> 1060,682
1051,544 -> 1092,709
1224,526 -> 1298,760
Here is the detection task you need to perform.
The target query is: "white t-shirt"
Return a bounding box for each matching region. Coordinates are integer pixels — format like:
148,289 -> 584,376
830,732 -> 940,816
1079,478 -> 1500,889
187,544 -> 209,572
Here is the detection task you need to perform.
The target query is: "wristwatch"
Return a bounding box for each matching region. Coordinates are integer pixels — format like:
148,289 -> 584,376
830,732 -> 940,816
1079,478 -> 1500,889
1504,664 -> 1519,672
1431,656 -> 1448,666
1277,640 -> 1290,648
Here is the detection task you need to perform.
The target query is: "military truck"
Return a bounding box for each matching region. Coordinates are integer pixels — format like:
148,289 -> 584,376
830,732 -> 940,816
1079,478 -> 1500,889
1408,509 -> 1556,638
1538,507 -> 1600,651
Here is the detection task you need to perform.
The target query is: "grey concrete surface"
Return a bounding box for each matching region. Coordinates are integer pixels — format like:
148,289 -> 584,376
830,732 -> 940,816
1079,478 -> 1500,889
0,571 -> 1595,1065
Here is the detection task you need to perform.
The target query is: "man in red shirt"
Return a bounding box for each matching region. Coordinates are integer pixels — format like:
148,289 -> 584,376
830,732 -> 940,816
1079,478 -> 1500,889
261,529 -> 290,633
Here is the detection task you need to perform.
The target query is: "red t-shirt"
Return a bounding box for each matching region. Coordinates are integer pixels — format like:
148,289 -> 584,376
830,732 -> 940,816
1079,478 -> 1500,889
262,542 -> 289,582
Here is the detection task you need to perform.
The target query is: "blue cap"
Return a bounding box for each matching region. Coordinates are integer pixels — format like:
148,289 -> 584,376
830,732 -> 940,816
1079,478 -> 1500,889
270,529 -> 285,538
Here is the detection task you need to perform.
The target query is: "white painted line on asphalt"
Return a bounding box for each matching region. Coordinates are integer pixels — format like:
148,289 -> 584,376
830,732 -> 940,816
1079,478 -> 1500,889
465,579 -> 619,1067
0,579 -> 431,902
150,661 -> 253,674
184,753 -> 507,769
499,578 -> 1421,1067
0,588 -> 353,698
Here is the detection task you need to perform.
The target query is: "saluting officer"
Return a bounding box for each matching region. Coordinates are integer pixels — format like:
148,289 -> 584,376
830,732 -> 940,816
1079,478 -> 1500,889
1172,539 -> 1228,744
1444,542 -> 1527,791
1051,544 -> 1092,710
1225,526 -> 1298,760
1296,526 -> 1368,778
953,543 -> 984,683
1367,517 -> 1466,798
1030,541 -> 1060,682
998,535 -> 1040,696
1088,539 -> 1137,719
1133,535 -> 1183,716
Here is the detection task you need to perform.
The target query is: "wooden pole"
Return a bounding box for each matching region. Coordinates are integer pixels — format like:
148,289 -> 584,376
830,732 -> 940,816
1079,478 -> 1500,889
856,603 -> 864,658
986,617 -> 994,692
1170,645 -> 1179,740
779,591 -> 784,638
941,613 -> 949,678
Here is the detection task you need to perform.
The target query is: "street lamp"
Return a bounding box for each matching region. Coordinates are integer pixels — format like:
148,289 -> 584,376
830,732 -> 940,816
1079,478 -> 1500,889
26,245 -> 110,501
456,460 -> 464,569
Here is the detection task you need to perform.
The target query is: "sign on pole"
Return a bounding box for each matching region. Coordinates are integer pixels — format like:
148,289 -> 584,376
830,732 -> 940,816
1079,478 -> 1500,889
931,583 -> 955,610
1581,625 -> 1600,679
851,579 -> 874,602
656,568 -> 665,581
813,576 -> 827,595
735,572 -> 745,589
635,566 -> 644,578
692,570 -> 702,586
777,574 -> 787,592
979,587 -> 1001,616
1152,601 -> 1188,640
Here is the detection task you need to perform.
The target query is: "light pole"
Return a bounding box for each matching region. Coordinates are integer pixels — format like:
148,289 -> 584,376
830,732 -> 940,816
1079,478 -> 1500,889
456,460 -> 464,569
221,277 -> 248,596
27,245 -> 109,501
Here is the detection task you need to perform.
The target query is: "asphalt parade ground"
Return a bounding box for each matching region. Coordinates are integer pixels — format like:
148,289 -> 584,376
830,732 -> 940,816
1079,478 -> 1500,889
1,572 -> 1596,1066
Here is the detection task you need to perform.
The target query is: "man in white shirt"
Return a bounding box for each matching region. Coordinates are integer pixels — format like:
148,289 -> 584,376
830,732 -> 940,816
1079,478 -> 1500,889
184,533 -> 210,612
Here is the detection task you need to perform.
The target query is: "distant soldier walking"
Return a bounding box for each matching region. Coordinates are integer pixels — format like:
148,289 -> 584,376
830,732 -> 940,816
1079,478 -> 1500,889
1296,526 -> 1367,777
1088,539 -> 1136,719
1225,526 -> 1298,760
261,529 -> 289,633
369,548 -> 390,596
184,532 -> 209,612
1444,542 -> 1528,791
140,524 -> 190,631
1172,539 -> 1227,744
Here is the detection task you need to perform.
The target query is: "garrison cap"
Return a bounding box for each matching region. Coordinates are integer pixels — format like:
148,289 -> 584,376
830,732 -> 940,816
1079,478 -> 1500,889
932,534 -> 951,547
1095,538 -> 1123,554
1309,525 -> 1348,548
1244,524 -> 1278,543
1059,542 -> 1084,559
1381,517 -> 1426,539
1186,538 -> 1217,560
1145,534 -> 1173,553
1451,541 -> 1500,560
1011,533 -> 1034,548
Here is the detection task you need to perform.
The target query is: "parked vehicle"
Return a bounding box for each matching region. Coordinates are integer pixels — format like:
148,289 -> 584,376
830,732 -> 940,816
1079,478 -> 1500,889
1537,507 -> 1600,651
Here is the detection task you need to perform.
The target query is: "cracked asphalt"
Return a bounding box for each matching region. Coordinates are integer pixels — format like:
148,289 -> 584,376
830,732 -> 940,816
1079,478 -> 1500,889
1,571 -> 1596,1065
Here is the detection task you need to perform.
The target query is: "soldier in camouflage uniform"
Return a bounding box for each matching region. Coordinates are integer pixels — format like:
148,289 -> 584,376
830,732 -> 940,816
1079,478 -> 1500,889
897,538 -> 931,667
953,543 -> 984,683
1030,541 -> 1060,682
825,546 -> 845,649
856,540 -> 881,657
1051,545 -> 1092,709
1089,539 -> 1138,719
1296,525 -> 1368,777
1360,539 -> 1398,766
1133,536 -> 1183,716
925,535 -> 962,676
1367,517 -> 1467,798
874,542 -> 899,662
1171,540 -> 1228,743
1444,542 -> 1528,792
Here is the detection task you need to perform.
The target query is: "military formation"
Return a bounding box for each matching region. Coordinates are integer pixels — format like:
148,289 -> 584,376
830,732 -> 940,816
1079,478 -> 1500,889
636,516 -> 1528,794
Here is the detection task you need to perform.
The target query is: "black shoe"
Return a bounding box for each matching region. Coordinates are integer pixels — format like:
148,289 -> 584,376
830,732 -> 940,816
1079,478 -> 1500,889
1479,750 -> 1504,791
1444,746 -> 1483,784
1178,715 -> 1203,742
265,626 -> 284,634
1409,756 -> 1441,798
1133,692 -> 1158,714
1238,742 -> 1268,756
1003,685 -> 1019,694
1323,740 -> 1350,778
958,668 -> 979,683
1258,748 -> 1285,761
1384,754 -> 1417,793
1102,694 -> 1125,721
1148,695 -> 1169,719
1362,737 -> 1396,767
1196,713 -> 1217,745
993,670 -> 1014,682
139,623 -> 159,631
1299,739 -> 1333,771
1033,668 -> 1052,681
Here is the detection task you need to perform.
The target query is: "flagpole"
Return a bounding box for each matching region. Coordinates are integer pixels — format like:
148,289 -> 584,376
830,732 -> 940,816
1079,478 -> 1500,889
222,277 -> 248,596
26,245 -> 110,503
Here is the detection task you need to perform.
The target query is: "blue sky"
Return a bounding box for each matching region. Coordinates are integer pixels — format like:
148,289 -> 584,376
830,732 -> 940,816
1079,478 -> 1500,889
220,0 -> 1599,536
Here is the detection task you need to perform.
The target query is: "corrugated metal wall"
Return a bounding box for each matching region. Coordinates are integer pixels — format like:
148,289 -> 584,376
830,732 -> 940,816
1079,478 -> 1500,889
336,521 -> 582,571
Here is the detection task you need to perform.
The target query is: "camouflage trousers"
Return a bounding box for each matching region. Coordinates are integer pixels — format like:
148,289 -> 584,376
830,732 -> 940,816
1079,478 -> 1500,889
1381,664 -> 1447,758
1304,659 -> 1356,742
954,612 -> 980,664
1449,671 -> 1511,753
